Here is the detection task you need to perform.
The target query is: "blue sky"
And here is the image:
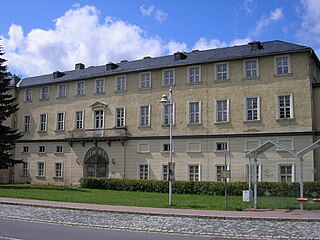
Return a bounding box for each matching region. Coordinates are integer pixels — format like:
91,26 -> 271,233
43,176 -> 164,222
1,0 -> 320,77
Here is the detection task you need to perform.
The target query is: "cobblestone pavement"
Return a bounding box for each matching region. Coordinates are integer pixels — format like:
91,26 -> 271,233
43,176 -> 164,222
1,204 -> 320,239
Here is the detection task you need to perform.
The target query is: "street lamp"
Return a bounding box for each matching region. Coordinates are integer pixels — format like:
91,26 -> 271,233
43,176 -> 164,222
160,86 -> 174,207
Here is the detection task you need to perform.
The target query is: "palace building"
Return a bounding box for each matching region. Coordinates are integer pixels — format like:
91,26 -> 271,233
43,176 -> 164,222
10,40 -> 320,185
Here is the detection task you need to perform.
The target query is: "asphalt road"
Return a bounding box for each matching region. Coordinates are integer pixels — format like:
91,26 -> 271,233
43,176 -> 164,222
0,218 -> 235,240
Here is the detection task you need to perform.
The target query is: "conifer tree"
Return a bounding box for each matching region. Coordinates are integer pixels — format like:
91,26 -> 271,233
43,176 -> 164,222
0,44 -> 22,169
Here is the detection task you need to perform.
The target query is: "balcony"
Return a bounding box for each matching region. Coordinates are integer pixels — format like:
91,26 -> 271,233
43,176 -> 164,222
66,128 -> 128,147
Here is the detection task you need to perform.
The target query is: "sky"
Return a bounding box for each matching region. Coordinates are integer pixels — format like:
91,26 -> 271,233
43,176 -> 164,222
1,0 -> 320,78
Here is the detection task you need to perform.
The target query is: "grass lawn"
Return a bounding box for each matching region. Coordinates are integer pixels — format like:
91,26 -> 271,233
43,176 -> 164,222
0,184 -> 320,211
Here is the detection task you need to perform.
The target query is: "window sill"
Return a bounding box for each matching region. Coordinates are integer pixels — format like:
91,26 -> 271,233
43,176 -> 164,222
214,79 -> 230,83
55,130 -> 65,132
138,125 -> 151,129
274,73 -> 292,77
187,82 -> 201,85
139,87 -> 152,90
276,118 -> 294,122
24,100 -> 32,103
162,84 -> 175,88
243,120 -> 261,123
214,121 -> 230,125
36,175 -> 45,178
53,176 -> 63,179
114,90 -> 126,93
243,76 -> 260,80
94,92 -> 105,95
187,123 -> 202,126
37,130 -> 47,133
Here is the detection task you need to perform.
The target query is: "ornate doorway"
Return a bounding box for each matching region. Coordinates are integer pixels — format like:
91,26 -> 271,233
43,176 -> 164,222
83,146 -> 109,178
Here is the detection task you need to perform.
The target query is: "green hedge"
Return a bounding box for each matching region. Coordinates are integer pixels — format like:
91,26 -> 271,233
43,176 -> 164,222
80,178 -> 320,197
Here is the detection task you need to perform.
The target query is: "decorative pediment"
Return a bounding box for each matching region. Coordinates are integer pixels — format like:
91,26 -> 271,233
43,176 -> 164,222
90,101 -> 108,109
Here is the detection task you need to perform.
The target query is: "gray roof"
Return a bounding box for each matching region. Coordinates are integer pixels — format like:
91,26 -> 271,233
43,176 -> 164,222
18,40 -> 313,88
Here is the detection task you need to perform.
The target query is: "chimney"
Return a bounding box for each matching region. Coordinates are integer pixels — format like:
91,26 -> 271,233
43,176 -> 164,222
106,62 -> 118,71
173,52 -> 187,61
52,71 -> 65,79
75,63 -> 85,70
249,41 -> 263,51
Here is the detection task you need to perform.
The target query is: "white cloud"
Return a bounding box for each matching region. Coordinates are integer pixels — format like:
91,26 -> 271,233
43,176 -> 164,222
230,37 -> 252,46
140,5 -> 168,24
193,38 -> 228,51
2,5 -> 177,77
296,0 -> 320,43
243,0 -> 254,14
165,41 -> 188,54
250,8 -> 283,37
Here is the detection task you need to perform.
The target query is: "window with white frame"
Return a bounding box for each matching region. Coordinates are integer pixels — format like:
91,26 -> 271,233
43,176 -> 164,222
189,165 -> 200,181
22,162 -> 28,176
188,66 -> 200,83
163,69 -> 175,86
244,59 -> 259,78
94,110 -> 104,129
116,76 -> 126,92
76,81 -> 85,96
115,107 -> 125,127
23,115 -> 31,132
216,99 -> 229,122
25,89 -> 32,102
163,103 -> 174,125
277,95 -> 293,119
162,143 -> 173,153
279,165 -> 294,182
95,79 -> 105,94
275,55 -> 291,75
39,114 -> 47,131
245,164 -> 262,182
55,145 -> 63,153
38,145 -> 46,153
139,105 -> 150,126
216,165 -> 227,182
139,164 -> 149,180
216,142 -> 228,151
162,164 -> 169,180
215,63 -> 229,81
189,101 -> 201,124
139,72 -> 151,89
56,112 -> 65,131
22,146 -> 29,153
54,162 -> 63,177
37,162 -> 45,177
58,84 -> 66,98
246,96 -> 260,121
40,86 -> 49,100
75,111 -> 84,129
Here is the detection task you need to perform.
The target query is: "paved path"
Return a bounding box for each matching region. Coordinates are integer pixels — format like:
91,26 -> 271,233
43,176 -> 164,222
1,197 -> 320,239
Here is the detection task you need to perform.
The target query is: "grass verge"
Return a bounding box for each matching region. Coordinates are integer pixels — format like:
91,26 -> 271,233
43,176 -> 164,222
0,184 -> 320,211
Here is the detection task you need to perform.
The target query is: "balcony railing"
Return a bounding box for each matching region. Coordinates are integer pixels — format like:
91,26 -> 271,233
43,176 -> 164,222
67,128 -> 128,139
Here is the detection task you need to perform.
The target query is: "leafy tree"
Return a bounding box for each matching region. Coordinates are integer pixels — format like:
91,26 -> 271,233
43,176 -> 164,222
0,44 -> 22,169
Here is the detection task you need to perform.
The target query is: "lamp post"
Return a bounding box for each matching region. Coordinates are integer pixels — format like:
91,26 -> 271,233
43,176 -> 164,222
160,86 -> 174,207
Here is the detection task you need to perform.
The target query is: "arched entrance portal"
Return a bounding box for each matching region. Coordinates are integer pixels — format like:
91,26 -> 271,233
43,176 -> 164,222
83,146 -> 109,178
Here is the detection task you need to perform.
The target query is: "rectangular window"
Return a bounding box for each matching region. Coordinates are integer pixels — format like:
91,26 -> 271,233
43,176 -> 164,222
278,95 -> 293,119
22,162 -> 28,176
163,69 -> 175,86
95,79 -> 105,94
23,115 -> 31,132
216,165 -> 225,182
188,66 -> 200,83
163,103 -> 174,125
37,162 -> 45,177
39,114 -> 47,131
54,163 -> 63,177
215,63 -> 228,81
162,164 -> 168,180
55,145 -> 63,153
139,106 -> 150,126
25,89 -> 32,102
189,101 -> 200,124
22,146 -> 29,153
41,86 -> 49,100
76,81 -> 85,96
58,84 -> 66,98
189,165 -> 200,181
94,110 -> 104,129
246,97 -> 260,121
116,76 -> 126,92
139,72 -> 151,89
216,99 -> 229,122
56,113 -> 65,131
280,165 -> 293,182
162,143 -> 171,153
139,165 -> 149,180
75,111 -> 84,129
216,142 -> 228,151
115,108 -> 125,127
275,56 -> 291,75
244,59 -> 259,78
38,145 -> 46,153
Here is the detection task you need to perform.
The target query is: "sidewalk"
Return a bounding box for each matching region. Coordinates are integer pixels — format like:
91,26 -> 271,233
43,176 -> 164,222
1,197 -> 320,221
